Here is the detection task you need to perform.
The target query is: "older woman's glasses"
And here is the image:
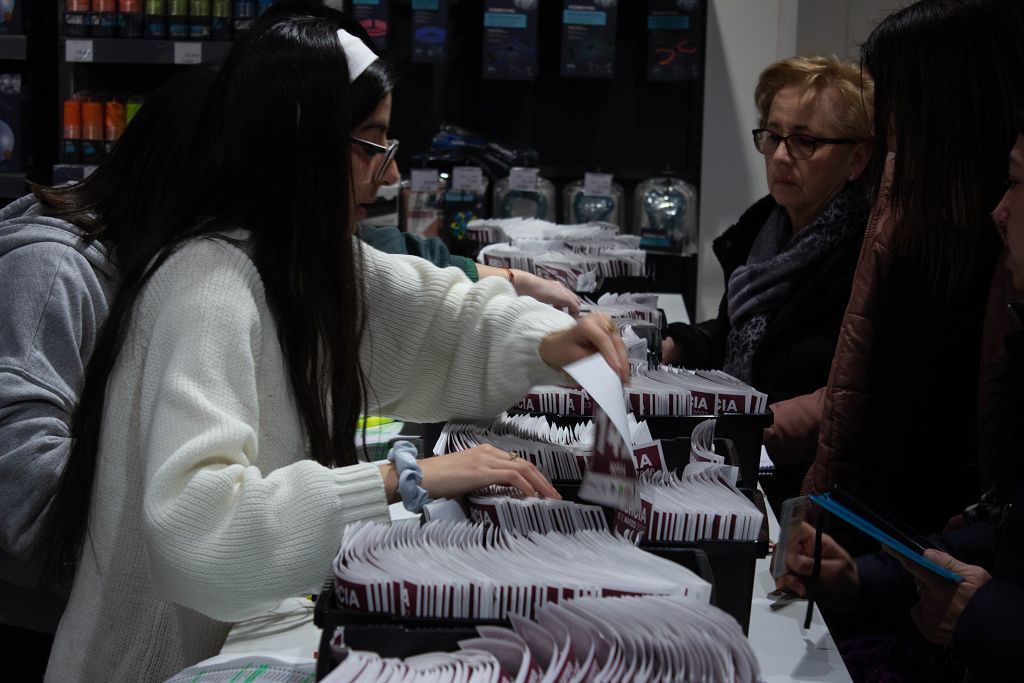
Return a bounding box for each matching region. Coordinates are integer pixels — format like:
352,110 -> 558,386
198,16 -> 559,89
350,137 -> 400,183
752,129 -> 857,160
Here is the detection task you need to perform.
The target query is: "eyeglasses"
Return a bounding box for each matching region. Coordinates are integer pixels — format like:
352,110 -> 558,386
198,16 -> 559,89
350,137 -> 400,183
751,128 -> 857,160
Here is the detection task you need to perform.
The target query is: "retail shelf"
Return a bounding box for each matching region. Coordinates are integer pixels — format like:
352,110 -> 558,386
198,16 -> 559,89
0,35 -> 27,61
0,172 -> 26,198
53,164 -> 98,184
61,38 -> 232,65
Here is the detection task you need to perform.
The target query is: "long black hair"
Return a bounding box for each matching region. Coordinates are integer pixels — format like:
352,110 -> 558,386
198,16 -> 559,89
261,0 -> 395,125
862,0 -> 1024,296
46,10 -> 393,583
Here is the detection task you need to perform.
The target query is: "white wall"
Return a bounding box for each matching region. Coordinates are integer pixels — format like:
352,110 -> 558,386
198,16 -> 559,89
694,0 -> 897,321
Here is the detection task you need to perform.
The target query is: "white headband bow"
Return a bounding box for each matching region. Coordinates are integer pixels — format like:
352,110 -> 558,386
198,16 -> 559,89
336,28 -> 378,82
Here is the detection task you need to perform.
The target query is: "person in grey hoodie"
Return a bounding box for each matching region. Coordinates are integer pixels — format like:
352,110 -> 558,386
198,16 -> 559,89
0,67 -> 217,679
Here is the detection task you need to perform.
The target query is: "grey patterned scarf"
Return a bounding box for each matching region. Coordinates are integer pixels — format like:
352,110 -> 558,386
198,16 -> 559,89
722,181 -> 868,383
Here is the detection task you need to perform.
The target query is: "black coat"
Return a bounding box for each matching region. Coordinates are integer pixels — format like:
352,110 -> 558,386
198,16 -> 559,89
850,321 -> 1024,681
664,195 -> 865,403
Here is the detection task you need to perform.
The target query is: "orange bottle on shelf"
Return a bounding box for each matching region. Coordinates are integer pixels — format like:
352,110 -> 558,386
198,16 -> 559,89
104,100 -> 127,154
80,100 -> 105,163
62,100 -> 83,164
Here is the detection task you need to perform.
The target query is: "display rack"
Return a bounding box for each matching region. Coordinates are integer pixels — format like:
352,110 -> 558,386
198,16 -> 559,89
60,37 -> 233,65
0,3 -> 58,202
0,35 -> 27,61
0,172 -> 26,197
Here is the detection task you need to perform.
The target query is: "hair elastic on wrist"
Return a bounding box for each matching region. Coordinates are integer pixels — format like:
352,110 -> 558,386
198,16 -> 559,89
386,440 -> 432,513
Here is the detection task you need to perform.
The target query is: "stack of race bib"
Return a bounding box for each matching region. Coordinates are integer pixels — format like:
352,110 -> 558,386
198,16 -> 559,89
629,462 -> 764,543
517,365 -> 768,418
332,521 -> 712,620
435,412 -> 668,481
323,594 -> 760,683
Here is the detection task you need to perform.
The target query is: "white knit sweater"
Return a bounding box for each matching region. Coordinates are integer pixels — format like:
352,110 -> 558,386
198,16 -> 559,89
44,234 -> 573,682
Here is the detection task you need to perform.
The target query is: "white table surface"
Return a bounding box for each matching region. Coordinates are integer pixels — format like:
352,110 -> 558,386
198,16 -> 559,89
747,492 -> 853,682
221,501 -> 854,682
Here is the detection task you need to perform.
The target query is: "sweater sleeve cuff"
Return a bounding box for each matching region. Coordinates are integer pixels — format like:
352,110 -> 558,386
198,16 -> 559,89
333,462 -> 390,528
500,306 -> 576,389
449,256 -> 480,282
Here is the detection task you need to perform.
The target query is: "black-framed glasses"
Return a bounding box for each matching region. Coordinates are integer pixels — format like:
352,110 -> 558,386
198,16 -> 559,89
350,137 -> 400,183
751,128 -> 857,160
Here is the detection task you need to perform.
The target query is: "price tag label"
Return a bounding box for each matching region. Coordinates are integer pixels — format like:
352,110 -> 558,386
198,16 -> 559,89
174,42 -> 203,65
508,167 -> 539,191
584,172 -> 613,197
410,168 -> 440,192
65,40 -> 94,63
451,166 -> 484,192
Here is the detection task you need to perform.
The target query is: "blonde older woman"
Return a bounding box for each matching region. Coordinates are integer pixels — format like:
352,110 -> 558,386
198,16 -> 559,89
663,56 -> 873,406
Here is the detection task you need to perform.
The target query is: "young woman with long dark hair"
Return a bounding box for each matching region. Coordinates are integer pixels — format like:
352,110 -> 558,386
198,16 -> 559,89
40,11 -> 626,681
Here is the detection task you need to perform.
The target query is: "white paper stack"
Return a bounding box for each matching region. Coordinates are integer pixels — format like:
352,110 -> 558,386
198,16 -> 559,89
579,292 -> 663,327
435,412 -> 668,481
516,365 -> 767,418
688,417 -> 723,464
631,463 -> 764,543
477,243 -> 645,292
465,216 -> 625,246
468,486 -> 608,534
332,521 -> 712,620
323,594 -> 760,683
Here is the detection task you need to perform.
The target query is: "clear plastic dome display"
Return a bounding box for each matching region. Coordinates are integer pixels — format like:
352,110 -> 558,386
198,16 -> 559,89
493,170 -> 556,222
562,177 -> 624,226
633,176 -> 698,254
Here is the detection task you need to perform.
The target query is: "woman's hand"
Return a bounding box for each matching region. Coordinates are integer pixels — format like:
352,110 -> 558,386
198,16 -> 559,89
379,445 -> 561,502
775,521 -> 860,610
896,549 -> 991,646
512,271 -> 581,317
661,336 -> 680,364
538,313 -> 630,383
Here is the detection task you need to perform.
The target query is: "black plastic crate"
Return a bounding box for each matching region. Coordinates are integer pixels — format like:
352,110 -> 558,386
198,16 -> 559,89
312,547 -> 715,680
551,476 -> 767,635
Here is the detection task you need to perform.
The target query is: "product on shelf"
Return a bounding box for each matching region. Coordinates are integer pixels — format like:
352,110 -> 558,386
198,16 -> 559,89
92,0 -> 118,38
188,0 -> 211,40
80,100 -> 104,163
118,0 -> 144,37
144,0 -> 167,38
0,0 -> 21,34
167,0 -> 188,38
62,99 -> 81,164
211,0 -> 231,40
633,175 -> 699,254
125,94 -> 144,123
0,74 -> 24,172
401,173 -> 446,238
66,0 -> 92,37
104,100 -> 126,153
64,92 -> 143,164
563,173 -> 625,226
232,1 -> 255,34
493,168 -> 556,221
